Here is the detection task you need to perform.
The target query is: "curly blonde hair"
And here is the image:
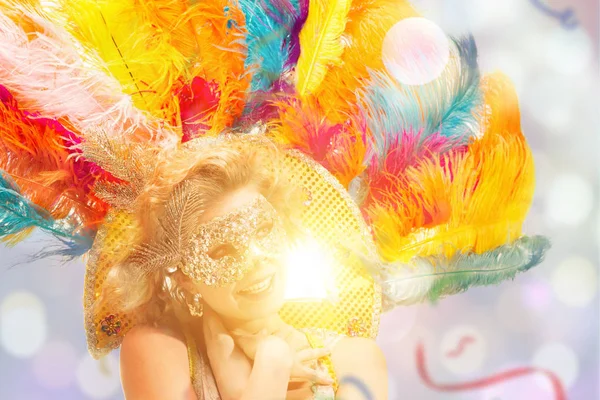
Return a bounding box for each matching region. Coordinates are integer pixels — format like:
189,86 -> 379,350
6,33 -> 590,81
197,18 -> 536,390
95,137 -> 302,325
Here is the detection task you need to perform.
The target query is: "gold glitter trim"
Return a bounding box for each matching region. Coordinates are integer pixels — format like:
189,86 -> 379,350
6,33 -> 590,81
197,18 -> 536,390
287,149 -> 382,338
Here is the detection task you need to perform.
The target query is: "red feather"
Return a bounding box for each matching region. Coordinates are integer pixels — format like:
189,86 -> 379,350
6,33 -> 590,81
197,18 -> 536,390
177,77 -> 221,142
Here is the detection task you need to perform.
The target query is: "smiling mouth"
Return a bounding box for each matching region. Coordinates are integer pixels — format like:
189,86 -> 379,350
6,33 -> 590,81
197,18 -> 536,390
237,274 -> 275,296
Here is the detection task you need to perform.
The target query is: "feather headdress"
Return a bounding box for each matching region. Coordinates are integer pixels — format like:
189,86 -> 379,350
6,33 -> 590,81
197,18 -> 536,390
0,0 -> 548,355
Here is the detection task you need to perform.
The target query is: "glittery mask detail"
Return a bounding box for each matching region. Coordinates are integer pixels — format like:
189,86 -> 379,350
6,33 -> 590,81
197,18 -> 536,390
181,196 -> 286,286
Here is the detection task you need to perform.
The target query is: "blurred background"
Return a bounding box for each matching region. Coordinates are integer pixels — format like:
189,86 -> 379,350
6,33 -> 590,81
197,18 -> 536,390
1,0 -> 598,399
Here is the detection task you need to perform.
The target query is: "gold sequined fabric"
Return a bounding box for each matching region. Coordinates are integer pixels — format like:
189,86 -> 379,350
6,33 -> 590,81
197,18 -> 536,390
84,147 -> 381,359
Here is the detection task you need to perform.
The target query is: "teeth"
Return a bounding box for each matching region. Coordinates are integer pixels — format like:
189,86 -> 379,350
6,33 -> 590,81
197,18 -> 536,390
240,276 -> 273,295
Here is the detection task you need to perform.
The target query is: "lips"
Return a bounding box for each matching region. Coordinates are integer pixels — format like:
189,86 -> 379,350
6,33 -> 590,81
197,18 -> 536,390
237,274 -> 275,295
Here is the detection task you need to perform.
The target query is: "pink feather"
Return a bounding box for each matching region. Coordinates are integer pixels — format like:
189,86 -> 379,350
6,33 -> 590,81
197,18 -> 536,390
0,9 -> 178,145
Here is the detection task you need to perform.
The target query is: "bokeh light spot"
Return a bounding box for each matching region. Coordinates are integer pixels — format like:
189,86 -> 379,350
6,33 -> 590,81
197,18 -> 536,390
551,256 -> 598,307
545,173 -> 594,226
0,291 -> 47,358
495,286 -> 535,333
544,28 -> 593,76
382,18 -> 450,86
532,342 -> 579,390
32,341 -> 78,389
522,282 -> 552,311
76,353 -> 120,399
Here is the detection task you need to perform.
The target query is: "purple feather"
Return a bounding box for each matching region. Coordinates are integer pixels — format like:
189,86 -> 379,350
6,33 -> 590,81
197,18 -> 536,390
287,0 -> 309,68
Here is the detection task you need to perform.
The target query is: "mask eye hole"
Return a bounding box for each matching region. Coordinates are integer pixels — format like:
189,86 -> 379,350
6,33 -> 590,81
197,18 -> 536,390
255,219 -> 274,239
208,243 -> 236,260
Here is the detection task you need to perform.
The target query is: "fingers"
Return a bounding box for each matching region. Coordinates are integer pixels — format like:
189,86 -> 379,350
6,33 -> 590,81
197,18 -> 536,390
292,366 -> 334,385
296,346 -> 331,362
233,329 -> 272,361
233,336 -> 258,360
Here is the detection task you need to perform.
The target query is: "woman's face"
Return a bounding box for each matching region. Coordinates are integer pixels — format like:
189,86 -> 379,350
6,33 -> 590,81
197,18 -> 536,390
192,186 -> 288,322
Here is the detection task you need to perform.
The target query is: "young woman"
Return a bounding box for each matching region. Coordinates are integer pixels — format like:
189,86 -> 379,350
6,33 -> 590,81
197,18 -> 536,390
0,1 -> 549,399
114,141 -> 387,399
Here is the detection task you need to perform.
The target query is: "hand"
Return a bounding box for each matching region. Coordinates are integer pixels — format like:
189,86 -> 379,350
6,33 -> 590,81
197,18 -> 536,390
236,330 -> 333,386
289,346 -> 334,385
202,307 -> 252,400
269,324 -> 334,385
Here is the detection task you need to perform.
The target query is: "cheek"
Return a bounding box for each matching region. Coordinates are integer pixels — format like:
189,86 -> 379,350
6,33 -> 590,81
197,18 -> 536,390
197,285 -> 239,316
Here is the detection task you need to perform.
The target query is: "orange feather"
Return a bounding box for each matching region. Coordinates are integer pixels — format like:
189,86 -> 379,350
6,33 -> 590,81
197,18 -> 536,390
0,87 -> 107,226
270,98 -> 366,187
184,0 -> 249,134
310,0 -> 420,122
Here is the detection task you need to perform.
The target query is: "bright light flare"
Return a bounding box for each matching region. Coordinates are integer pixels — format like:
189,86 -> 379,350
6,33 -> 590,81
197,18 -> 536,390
284,240 -> 337,301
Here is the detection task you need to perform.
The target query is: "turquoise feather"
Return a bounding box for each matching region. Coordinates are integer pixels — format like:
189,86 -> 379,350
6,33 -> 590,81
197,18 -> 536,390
359,35 -> 482,157
238,0 -> 300,93
0,171 -> 93,258
362,235 -> 551,309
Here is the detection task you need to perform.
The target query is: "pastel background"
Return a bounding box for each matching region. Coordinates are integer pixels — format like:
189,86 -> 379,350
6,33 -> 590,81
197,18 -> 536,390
1,1 -> 598,399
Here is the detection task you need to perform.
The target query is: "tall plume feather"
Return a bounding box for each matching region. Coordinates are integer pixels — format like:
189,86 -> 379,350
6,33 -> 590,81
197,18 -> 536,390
0,7 -> 175,143
0,171 -> 93,257
359,36 -> 482,159
0,84 -> 108,228
44,0 -> 190,123
295,0 -> 351,96
238,0 -> 302,93
373,236 -> 550,308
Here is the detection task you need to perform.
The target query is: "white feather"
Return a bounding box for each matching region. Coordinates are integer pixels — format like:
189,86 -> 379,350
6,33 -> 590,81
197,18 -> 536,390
0,9 -> 177,145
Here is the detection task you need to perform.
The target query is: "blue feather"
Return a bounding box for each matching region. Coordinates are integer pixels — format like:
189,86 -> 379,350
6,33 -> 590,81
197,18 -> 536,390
238,0 -> 301,93
359,35 -> 482,158
0,171 -> 93,259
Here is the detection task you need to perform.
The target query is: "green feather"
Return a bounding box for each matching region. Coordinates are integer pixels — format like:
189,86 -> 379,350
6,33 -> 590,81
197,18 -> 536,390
374,235 -> 551,309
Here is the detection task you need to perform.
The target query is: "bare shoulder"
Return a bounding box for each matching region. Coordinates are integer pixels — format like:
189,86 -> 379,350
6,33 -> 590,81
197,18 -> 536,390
331,336 -> 386,369
331,337 -> 388,400
120,324 -> 197,400
121,323 -> 187,356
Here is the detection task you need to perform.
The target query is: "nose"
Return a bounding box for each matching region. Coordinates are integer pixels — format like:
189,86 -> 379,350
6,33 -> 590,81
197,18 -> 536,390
248,241 -> 266,257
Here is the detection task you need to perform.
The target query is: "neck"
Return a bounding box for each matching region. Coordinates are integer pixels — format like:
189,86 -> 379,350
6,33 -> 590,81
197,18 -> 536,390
220,313 -> 284,336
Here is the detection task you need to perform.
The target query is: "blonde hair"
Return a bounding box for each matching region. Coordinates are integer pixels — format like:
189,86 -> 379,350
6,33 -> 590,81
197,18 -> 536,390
96,137 -> 302,324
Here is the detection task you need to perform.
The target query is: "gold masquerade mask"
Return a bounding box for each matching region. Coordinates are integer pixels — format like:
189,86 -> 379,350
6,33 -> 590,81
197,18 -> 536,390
181,195 -> 287,286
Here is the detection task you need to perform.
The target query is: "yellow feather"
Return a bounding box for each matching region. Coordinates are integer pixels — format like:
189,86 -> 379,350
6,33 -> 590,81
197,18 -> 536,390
45,0 -> 194,123
311,0 -> 419,122
186,0 -> 247,84
296,0 -> 351,96
186,0 -> 249,133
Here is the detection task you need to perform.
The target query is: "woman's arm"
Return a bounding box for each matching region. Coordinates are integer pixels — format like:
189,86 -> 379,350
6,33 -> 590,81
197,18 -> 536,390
120,325 -> 197,400
239,336 -> 293,399
332,337 -> 388,400
204,307 -> 292,400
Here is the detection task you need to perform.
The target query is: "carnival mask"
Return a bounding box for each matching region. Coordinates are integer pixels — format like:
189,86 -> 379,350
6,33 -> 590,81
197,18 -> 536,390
181,195 -> 287,286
